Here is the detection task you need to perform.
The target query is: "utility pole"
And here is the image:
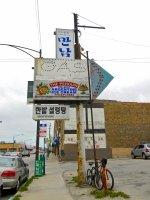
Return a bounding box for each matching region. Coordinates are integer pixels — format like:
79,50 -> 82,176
73,13 -> 105,184
35,49 -> 42,161
74,13 -> 86,185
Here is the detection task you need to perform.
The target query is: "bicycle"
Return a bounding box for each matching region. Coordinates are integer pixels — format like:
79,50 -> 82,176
87,159 -> 114,190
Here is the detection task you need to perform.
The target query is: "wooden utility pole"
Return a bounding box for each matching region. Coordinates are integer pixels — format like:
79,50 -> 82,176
74,13 -> 86,184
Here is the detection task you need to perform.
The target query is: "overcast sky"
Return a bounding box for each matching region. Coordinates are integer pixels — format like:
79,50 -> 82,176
0,0 -> 150,146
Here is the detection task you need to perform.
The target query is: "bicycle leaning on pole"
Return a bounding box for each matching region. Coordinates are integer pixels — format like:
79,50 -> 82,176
87,158 -> 114,191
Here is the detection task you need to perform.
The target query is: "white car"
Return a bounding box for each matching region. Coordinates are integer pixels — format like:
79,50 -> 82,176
0,176 -> 3,198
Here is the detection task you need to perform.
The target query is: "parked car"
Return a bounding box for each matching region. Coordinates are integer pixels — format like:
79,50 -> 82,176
21,150 -> 30,157
0,176 -> 3,198
0,156 -> 29,192
131,143 -> 150,159
30,150 -> 36,154
4,152 -> 22,157
0,152 -> 4,156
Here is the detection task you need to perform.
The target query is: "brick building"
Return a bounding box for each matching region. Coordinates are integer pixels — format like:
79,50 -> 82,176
55,100 -> 150,160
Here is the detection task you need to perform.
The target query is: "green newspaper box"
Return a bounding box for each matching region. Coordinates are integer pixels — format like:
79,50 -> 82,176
35,160 -> 43,177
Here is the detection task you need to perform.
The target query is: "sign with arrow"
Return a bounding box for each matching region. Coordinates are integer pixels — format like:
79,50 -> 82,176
90,60 -> 114,100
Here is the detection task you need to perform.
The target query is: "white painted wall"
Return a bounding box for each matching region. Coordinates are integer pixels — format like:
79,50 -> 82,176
64,107 -> 106,148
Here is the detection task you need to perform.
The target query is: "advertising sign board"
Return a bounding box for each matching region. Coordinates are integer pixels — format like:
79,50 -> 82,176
39,124 -> 47,137
33,105 -> 70,120
56,29 -> 74,59
33,58 -> 90,101
27,81 -> 33,104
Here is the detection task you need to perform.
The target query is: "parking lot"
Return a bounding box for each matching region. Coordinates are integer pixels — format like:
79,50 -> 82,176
61,157 -> 150,200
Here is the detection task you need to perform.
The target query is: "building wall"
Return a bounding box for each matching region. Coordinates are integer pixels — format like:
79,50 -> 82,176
99,100 -> 150,148
0,143 -> 24,152
64,100 -> 150,150
64,105 -> 106,149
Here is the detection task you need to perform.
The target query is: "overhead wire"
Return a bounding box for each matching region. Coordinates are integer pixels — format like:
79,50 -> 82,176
83,31 -> 150,48
78,14 -> 104,28
35,0 -> 42,52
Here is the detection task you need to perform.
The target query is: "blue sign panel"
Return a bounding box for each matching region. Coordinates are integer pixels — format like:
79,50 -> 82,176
40,124 -> 47,128
90,60 -> 114,100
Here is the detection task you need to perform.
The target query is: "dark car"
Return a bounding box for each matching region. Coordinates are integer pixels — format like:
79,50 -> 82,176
22,150 -> 30,157
0,156 -> 29,192
131,143 -> 150,159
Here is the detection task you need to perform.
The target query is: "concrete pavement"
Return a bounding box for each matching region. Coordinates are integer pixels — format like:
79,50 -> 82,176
13,154 -> 74,200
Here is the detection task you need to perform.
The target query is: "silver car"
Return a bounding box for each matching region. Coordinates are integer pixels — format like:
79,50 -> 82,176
131,143 -> 150,159
0,156 -> 29,192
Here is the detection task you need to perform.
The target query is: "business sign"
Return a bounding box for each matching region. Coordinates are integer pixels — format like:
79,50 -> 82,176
39,124 -> 47,137
56,29 -> 74,59
90,60 -> 114,100
33,58 -> 90,101
27,81 -> 34,104
33,105 -> 70,120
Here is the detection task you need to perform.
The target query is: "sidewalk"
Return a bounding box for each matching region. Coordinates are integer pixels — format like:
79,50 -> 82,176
14,155 -> 74,200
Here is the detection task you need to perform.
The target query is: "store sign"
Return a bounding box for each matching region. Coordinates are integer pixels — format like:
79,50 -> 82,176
33,105 -> 70,120
27,81 -> 34,104
56,29 -> 74,59
33,58 -> 90,101
39,124 -> 47,137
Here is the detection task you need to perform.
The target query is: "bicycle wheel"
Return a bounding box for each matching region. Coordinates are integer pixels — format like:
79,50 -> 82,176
94,171 -> 103,190
87,169 -> 92,185
106,169 -> 114,190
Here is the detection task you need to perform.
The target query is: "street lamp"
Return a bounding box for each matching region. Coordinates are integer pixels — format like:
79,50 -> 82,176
13,134 -> 23,152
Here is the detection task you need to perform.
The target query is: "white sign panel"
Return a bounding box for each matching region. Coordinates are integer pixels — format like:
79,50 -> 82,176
56,29 -> 74,59
65,134 -> 106,148
33,58 -> 90,101
33,105 -> 70,120
39,124 -> 47,137
35,58 -> 88,79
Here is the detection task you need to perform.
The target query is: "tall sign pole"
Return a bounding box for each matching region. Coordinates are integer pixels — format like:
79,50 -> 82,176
35,49 -> 42,161
74,13 -> 86,185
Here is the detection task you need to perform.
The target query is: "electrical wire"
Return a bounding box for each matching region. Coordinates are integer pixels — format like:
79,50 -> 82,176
35,0 -> 42,52
83,31 -> 150,48
0,58 -> 33,62
78,14 -> 104,28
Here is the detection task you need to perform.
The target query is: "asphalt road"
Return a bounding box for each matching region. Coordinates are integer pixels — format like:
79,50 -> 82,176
2,156 -> 150,200
60,157 -> 150,200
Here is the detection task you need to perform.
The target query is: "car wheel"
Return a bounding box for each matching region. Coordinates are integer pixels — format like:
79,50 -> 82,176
13,178 -> 20,193
0,185 -> 3,197
131,153 -> 136,159
142,153 -> 147,159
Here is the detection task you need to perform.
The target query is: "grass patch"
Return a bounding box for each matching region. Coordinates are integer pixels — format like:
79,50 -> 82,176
19,176 -> 38,192
72,176 -> 78,183
13,194 -> 22,200
90,189 -> 130,199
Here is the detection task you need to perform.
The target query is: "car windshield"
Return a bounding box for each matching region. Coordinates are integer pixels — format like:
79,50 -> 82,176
0,157 -> 16,167
23,151 -> 28,153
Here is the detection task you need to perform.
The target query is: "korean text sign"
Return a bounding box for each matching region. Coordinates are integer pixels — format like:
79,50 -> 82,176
33,105 -> 70,120
56,29 -> 74,59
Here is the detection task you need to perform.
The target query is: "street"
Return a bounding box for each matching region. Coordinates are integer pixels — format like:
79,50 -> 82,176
2,156 -> 150,200
60,157 -> 150,200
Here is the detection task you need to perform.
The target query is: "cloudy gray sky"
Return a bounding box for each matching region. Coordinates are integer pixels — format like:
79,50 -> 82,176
0,0 -> 150,146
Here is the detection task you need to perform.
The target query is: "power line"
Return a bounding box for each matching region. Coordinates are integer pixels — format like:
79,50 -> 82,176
0,58 -> 33,62
78,14 -> 104,28
83,31 -> 150,48
94,59 -> 150,63
35,0 -> 42,51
